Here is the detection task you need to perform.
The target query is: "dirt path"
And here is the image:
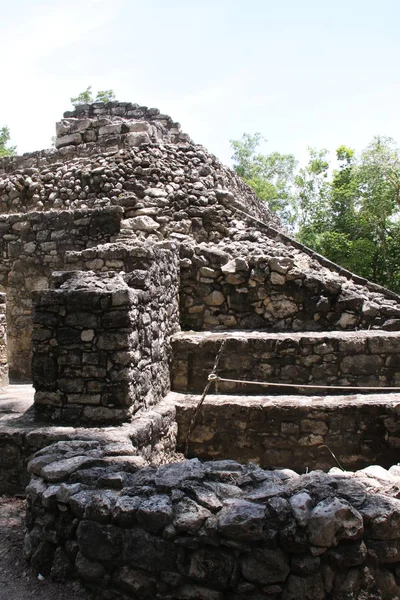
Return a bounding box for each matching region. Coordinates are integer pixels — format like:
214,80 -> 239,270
0,496 -> 93,600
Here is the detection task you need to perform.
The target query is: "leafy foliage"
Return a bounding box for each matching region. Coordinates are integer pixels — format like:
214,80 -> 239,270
297,137 -> 400,292
70,86 -> 116,107
232,133 -> 400,293
95,89 -> 116,104
231,133 -> 298,226
0,126 -> 16,158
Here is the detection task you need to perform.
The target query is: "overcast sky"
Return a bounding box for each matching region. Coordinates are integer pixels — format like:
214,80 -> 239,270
1,0 -> 400,166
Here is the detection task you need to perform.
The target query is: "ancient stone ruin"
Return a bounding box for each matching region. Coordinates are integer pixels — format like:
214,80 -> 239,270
2,101 -> 400,598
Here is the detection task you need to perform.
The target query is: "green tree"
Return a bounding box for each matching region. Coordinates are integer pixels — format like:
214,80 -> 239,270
70,86 -> 116,107
231,133 -> 298,226
294,147 -> 331,244
95,89 -> 116,103
231,131 -> 400,292
0,126 -> 16,157
296,138 -> 400,292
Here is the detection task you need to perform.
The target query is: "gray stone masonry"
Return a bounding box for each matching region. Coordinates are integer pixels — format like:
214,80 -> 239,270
0,292 -> 8,385
57,101 -> 190,149
171,330 -> 400,393
24,444 -> 400,599
173,392 -> 400,471
0,386 -> 178,495
180,240 -> 400,332
0,101 -> 400,384
3,100 -> 400,599
0,205 -> 123,379
32,241 -> 180,423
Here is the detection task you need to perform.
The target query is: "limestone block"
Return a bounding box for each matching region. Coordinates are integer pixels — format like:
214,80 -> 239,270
122,216 -> 160,231
125,132 -> 151,146
269,257 -> 294,274
217,500 -> 265,541
270,271 -> 286,285
307,497 -> 363,547
128,121 -> 151,133
55,133 -> 82,148
204,291 -> 225,306
99,123 -> 122,136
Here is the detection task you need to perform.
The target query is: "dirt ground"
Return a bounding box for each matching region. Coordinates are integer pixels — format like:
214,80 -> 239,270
0,496 -> 93,600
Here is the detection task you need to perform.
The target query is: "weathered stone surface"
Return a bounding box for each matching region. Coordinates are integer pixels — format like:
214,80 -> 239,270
41,455 -> 100,482
112,495 -> 141,526
123,527 -> 176,571
24,454 -> 400,599
174,497 -> 211,533
282,573 -> 325,600
136,494 -> 173,531
240,548 -> 290,584
290,492 -> 313,526
189,548 -> 236,589
32,250 -> 179,423
360,495 -> 400,540
76,520 -> 123,562
112,566 -> 157,596
5,99 -> 400,600
307,497 -> 363,547
75,551 -> 106,582
217,500 -> 265,541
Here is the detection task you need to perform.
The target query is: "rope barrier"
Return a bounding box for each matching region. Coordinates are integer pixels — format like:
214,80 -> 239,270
185,342 -> 400,458
184,341 -> 226,457
208,373 -> 400,392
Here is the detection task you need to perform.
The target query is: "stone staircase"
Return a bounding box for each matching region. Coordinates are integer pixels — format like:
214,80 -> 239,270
170,329 -> 400,471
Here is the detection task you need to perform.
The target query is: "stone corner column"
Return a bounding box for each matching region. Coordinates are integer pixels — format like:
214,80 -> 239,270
31,271 -> 139,424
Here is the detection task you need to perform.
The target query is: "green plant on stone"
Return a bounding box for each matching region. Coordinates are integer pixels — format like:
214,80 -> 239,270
0,126 -> 16,157
70,86 -> 116,107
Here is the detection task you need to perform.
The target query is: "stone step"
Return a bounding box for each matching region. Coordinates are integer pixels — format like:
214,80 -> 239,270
170,390 -> 400,471
171,329 -> 400,394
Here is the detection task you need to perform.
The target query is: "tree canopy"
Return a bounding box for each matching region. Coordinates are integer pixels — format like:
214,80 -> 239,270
70,86 -> 116,107
0,126 -> 16,158
231,133 -> 297,226
231,134 -> 400,293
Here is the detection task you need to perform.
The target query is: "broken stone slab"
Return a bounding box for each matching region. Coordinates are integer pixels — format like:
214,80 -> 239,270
217,499 -> 265,541
307,497 -> 363,547
40,455 -> 106,482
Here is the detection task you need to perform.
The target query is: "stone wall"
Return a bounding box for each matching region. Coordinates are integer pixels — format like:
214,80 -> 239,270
56,101 -> 190,149
174,393 -> 400,472
0,206 -> 123,379
179,241 -> 400,332
0,108 -> 276,232
0,292 -> 8,385
24,447 -> 400,599
0,395 -> 177,495
32,242 -> 180,423
171,330 -> 400,393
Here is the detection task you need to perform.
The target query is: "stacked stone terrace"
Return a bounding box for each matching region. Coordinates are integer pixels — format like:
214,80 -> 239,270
0,100 -> 400,455
2,101 -> 400,598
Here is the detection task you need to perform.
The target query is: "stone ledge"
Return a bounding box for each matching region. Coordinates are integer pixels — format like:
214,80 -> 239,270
0,386 -> 178,494
172,391 -> 400,471
172,330 -> 400,393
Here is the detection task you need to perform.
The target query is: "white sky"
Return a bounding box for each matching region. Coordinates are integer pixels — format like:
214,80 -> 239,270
1,0 -> 400,167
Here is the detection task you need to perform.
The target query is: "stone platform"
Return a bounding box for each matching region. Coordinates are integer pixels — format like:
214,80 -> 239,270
171,330 -> 400,393
0,385 -> 177,494
173,392 -> 400,472
2,385 -> 400,494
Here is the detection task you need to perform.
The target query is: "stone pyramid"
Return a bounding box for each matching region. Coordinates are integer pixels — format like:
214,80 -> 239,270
0,102 -> 399,455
